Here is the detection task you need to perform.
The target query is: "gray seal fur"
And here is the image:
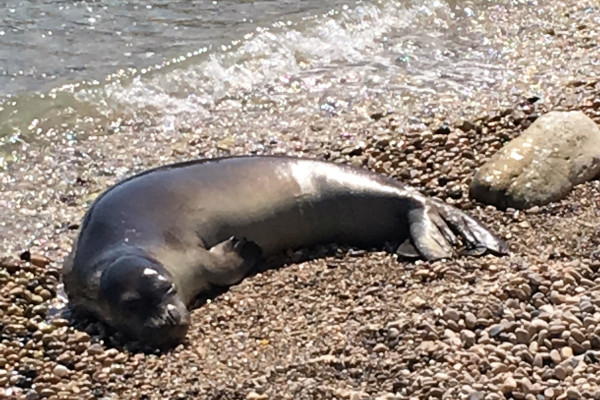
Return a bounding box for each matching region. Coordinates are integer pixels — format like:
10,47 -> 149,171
63,156 -> 507,347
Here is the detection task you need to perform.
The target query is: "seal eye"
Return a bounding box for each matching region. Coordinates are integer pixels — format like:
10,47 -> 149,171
153,277 -> 176,295
120,292 -> 143,311
124,298 -> 141,310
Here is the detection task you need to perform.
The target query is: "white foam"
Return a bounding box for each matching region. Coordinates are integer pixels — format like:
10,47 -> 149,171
77,0 -> 428,130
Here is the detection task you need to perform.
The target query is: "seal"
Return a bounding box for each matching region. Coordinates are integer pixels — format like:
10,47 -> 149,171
63,156 -> 507,348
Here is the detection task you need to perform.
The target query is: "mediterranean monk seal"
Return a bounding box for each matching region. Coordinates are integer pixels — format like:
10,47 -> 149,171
63,156 -> 508,348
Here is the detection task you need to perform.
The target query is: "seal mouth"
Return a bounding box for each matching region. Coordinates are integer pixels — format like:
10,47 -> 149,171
141,324 -> 189,349
140,300 -> 190,349
164,302 -> 190,326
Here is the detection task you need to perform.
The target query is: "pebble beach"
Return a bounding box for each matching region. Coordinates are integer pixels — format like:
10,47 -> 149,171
2,1 -> 600,399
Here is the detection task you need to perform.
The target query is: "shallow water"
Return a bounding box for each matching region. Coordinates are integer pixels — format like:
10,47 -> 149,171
1,0 -> 355,95
0,0 -> 522,165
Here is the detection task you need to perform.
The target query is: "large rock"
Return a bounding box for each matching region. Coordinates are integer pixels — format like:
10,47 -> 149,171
470,111 -> 600,209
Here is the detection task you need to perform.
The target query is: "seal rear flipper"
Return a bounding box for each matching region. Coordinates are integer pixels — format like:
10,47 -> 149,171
205,236 -> 263,286
407,206 -> 455,260
395,239 -> 420,259
430,199 -> 509,257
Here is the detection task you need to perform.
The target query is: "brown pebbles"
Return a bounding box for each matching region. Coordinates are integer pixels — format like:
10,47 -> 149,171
3,0 -> 600,399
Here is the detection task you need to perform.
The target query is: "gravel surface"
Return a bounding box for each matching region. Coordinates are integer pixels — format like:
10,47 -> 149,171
2,1 -> 600,399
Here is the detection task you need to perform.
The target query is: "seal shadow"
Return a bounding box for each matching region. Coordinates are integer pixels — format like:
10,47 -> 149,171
51,244 -> 375,353
189,242 -> 378,309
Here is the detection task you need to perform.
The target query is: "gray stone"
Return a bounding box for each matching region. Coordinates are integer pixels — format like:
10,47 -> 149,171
515,328 -> 531,344
468,392 -> 485,400
86,343 -> 104,356
465,312 -> 477,329
470,111 -> 600,209
444,307 -> 460,322
461,329 -> 477,348
500,376 -> 517,393
53,364 -> 69,378
567,388 -> 581,399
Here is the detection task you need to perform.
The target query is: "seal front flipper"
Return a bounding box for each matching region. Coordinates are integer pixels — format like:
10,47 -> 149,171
204,236 -> 263,286
407,206 -> 455,260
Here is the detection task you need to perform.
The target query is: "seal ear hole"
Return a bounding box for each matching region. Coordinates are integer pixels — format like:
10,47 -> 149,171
121,296 -> 144,312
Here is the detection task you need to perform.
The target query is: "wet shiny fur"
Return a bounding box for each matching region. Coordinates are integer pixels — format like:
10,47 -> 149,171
63,156 -> 507,347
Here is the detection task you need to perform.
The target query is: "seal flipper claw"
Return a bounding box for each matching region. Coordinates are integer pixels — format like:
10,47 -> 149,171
431,199 -> 508,256
430,211 -> 458,246
205,236 -> 263,286
465,245 -> 488,257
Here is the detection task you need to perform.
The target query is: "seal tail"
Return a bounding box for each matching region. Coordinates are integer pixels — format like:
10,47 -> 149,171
404,199 -> 508,261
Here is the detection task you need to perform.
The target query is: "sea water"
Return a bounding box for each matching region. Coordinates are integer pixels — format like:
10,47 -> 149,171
0,0 -> 520,165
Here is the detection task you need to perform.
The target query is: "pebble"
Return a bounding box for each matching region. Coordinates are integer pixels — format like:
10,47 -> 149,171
570,328 -> 585,343
489,324 -> 504,338
515,328 -> 530,344
2,8 -> 600,399
87,343 -> 104,355
461,330 -> 477,348
581,301 -> 595,314
39,388 -> 55,397
530,318 -> 549,333
246,392 -> 268,400
549,324 -> 566,336
373,343 -> 388,353
25,390 -> 39,400
560,347 -> 573,360
550,350 -> 562,365
53,365 -> 69,378
566,388 -> 581,399
444,308 -> 460,322
468,392 -> 484,400
465,312 -> 477,329
501,377 -> 517,393
554,365 -> 568,380
411,296 -> 427,308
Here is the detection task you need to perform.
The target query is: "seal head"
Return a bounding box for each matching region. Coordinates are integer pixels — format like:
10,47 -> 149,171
98,255 -> 190,348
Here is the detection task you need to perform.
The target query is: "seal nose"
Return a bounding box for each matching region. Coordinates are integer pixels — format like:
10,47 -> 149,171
165,303 -> 190,326
144,303 -> 190,349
